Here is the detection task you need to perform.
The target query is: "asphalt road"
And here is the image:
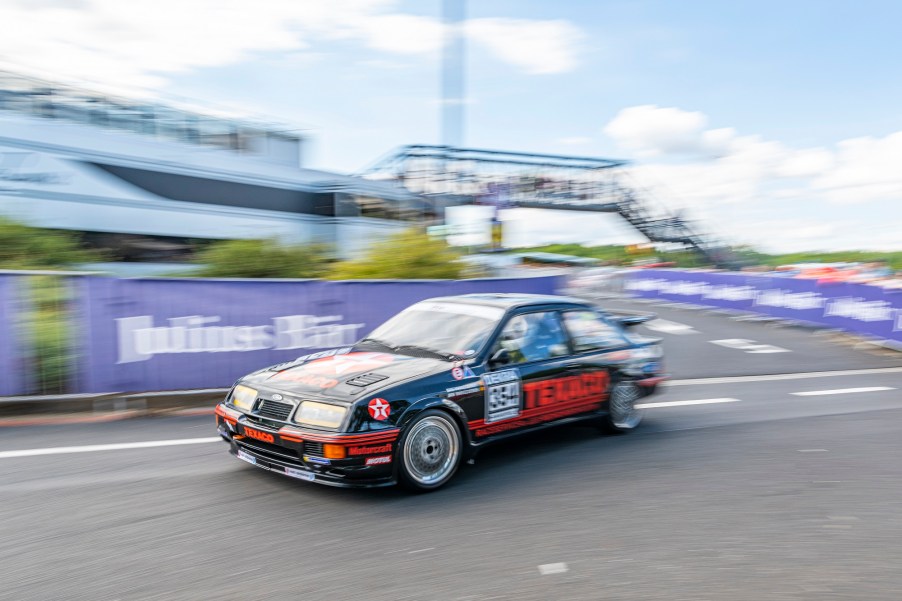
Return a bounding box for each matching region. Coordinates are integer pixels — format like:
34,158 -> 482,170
2,304 -> 902,601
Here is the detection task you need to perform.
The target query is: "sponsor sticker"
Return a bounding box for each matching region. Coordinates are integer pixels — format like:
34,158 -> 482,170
365,455 -> 392,466
368,398 -> 391,421
451,366 -> 465,380
284,467 -> 315,481
349,443 -> 392,456
483,369 -> 521,423
243,427 -> 275,443
446,382 -> 482,397
237,449 -> 257,465
304,455 -> 331,465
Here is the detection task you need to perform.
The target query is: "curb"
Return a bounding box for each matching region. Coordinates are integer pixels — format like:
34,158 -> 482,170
0,389 -> 225,426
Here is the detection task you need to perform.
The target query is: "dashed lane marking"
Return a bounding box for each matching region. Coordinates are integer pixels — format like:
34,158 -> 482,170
636,398 -> 741,409
710,338 -> 790,354
791,387 -> 895,397
538,563 -> 568,575
0,437 -> 222,459
666,367 -> 902,386
644,319 -> 698,335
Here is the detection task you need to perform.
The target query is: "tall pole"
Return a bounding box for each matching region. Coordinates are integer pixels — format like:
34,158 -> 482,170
442,0 -> 465,148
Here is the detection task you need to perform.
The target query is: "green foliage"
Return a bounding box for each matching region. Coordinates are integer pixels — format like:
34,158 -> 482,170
516,244 -> 632,263
0,217 -> 98,269
330,229 -> 464,280
25,276 -> 73,394
193,239 -> 333,279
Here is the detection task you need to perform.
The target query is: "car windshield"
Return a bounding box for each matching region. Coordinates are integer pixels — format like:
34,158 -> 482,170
362,301 -> 505,359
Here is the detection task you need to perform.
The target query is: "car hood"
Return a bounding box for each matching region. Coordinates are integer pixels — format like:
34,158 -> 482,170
242,349 -> 446,403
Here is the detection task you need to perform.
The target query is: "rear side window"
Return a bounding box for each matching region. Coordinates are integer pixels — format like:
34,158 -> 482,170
562,310 -> 627,352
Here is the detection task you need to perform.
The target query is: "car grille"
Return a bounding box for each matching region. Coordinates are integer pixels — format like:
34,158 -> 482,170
255,399 -> 294,421
236,437 -> 301,463
303,441 -> 324,457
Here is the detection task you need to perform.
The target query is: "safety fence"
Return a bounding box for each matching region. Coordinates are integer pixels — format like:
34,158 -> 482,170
0,273 -> 563,396
624,269 -> 902,348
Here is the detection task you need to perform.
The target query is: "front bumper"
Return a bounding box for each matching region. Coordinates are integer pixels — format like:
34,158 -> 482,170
216,404 -> 399,489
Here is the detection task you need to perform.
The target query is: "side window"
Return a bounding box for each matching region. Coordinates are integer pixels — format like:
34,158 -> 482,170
562,310 -> 627,352
492,311 -> 570,364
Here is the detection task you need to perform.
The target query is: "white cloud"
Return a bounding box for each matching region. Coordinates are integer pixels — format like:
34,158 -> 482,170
465,18 -> 582,75
556,136 -> 593,146
602,105 -> 902,252
603,105 -> 709,157
811,132 -> 902,204
0,1 -> 584,96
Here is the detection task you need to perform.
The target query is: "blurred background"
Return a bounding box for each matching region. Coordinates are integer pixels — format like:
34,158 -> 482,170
2,4 -> 902,601
1,0 -> 901,396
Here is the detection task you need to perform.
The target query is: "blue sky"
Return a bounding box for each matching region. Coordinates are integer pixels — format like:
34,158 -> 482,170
2,0 -> 900,252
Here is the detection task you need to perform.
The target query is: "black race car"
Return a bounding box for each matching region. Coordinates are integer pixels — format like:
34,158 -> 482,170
215,294 -> 665,491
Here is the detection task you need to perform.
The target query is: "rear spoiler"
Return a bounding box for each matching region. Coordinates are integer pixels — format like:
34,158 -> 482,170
610,313 -> 655,328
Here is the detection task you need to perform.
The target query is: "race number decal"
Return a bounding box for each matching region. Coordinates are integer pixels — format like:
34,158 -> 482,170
483,369 -> 521,423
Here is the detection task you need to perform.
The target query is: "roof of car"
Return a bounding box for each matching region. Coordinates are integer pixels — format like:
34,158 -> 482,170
421,293 -> 590,310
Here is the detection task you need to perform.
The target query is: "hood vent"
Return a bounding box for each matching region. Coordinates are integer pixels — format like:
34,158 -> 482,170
345,372 -> 389,387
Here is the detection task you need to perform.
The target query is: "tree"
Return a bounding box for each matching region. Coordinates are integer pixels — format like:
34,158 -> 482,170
192,238 -> 333,278
0,217 -> 97,269
330,228 -> 465,279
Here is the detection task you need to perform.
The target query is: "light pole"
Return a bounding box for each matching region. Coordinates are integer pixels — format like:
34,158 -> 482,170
441,0 -> 465,148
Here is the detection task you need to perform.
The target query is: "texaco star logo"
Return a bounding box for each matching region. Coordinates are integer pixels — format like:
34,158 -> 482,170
368,398 -> 391,421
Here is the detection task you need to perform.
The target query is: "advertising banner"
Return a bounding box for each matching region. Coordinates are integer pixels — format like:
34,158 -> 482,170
625,269 -> 902,345
74,275 -> 563,393
0,275 -> 26,396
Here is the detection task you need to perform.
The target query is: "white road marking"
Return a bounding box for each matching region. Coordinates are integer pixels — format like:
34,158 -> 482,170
791,387 -> 895,397
710,338 -> 790,353
636,398 -> 740,409
0,437 -> 221,460
538,563 -> 568,575
408,548 -> 435,554
644,319 -> 698,335
666,367 -> 902,386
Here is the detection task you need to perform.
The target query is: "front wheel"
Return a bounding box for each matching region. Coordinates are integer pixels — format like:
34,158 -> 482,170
397,409 -> 462,491
601,381 -> 644,433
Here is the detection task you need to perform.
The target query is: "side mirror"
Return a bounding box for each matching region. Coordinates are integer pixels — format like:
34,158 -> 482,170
489,348 -> 511,369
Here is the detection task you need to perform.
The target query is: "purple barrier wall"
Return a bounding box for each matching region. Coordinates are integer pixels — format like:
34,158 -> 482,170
625,269 -> 902,345
74,276 -> 563,393
0,275 -> 26,396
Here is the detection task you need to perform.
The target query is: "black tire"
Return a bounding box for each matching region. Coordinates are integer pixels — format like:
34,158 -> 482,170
397,409 -> 463,491
601,381 -> 644,434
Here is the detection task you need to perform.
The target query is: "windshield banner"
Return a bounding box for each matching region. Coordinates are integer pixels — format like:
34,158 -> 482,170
624,269 -> 902,346
73,275 -> 563,393
0,275 -> 27,396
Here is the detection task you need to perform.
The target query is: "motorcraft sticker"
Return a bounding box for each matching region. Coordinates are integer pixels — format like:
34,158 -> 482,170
483,368 -> 521,423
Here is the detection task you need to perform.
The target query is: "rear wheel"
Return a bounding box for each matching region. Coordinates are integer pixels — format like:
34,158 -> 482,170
602,381 -> 644,433
397,410 -> 462,491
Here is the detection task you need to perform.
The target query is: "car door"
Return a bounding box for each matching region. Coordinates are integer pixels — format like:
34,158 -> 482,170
470,309 -> 589,441
559,308 -> 633,404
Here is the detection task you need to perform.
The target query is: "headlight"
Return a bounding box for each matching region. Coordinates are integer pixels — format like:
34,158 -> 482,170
294,401 -> 347,428
230,385 -> 258,411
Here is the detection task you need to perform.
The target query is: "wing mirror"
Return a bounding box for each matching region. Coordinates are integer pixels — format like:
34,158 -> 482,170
489,348 -> 511,369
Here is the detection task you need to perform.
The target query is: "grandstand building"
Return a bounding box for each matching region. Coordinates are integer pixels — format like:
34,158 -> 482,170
0,71 -> 426,262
